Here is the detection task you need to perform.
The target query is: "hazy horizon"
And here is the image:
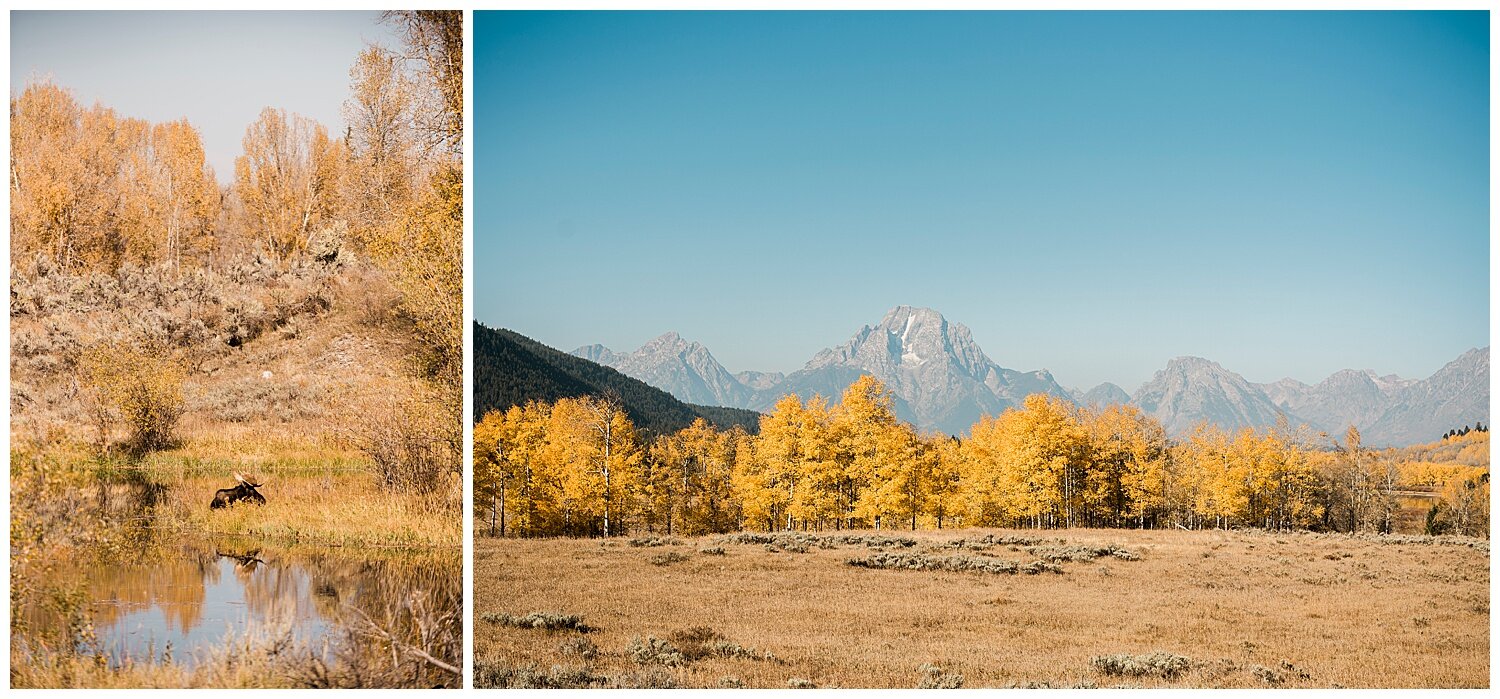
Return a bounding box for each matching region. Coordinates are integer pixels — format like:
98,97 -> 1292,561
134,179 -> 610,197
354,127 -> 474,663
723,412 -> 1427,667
482,306 -> 1486,394
476,11 -> 1488,390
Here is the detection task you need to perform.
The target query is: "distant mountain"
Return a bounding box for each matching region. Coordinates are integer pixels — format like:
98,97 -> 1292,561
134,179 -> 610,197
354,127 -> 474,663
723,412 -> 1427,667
734,370 -> 785,392
1130,356 -> 1292,436
1079,382 -> 1131,408
750,306 -> 1074,435
1353,348 -> 1488,446
475,323 -> 760,435
1255,369 -> 1393,439
571,332 -> 752,408
555,307 -> 1487,447
1140,349 -> 1490,446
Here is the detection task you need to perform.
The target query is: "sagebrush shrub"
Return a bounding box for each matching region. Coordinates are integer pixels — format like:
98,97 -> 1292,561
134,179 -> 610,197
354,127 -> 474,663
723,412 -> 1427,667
1027,544 -> 1138,563
628,536 -> 683,548
667,627 -> 776,663
1090,652 -> 1192,679
917,663 -> 965,689
474,662 -> 603,688
847,552 -> 1063,576
627,636 -> 686,667
558,636 -> 599,660
649,551 -> 690,566
480,611 -> 589,632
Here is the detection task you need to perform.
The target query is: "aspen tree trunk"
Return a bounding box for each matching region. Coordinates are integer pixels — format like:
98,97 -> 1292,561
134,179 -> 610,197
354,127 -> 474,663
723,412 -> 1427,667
602,420 -> 612,539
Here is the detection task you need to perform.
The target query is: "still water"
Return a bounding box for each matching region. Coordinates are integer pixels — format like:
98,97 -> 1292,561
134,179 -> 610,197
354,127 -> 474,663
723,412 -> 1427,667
32,539 -> 459,669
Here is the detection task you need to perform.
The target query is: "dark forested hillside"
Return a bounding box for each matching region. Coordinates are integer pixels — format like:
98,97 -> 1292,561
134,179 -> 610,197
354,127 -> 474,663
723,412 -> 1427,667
474,323 -> 761,435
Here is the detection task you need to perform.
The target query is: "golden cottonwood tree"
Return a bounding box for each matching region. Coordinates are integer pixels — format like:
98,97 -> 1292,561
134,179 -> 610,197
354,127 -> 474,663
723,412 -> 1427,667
343,45 -> 419,239
12,81 -> 218,271
381,10 -> 463,156
148,119 -> 221,266
233,107 -> 338,261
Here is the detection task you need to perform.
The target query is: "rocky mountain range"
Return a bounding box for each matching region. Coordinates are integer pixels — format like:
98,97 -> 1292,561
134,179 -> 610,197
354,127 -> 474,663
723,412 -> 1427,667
572,306 -> 1488,446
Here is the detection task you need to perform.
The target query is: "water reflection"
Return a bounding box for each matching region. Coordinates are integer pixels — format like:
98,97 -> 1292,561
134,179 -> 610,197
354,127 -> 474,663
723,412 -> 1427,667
35,539 -> 458,670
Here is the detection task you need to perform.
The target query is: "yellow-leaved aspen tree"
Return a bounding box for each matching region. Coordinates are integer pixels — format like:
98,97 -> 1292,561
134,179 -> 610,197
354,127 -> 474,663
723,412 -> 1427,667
233,107 -> 332,261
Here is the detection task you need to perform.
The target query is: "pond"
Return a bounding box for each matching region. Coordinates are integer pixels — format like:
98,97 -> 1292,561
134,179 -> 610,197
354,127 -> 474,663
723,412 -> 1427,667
20,536 -> 460,676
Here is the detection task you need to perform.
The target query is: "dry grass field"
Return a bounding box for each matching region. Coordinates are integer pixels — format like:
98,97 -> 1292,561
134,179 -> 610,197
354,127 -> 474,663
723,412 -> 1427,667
474,528 -> 1488,688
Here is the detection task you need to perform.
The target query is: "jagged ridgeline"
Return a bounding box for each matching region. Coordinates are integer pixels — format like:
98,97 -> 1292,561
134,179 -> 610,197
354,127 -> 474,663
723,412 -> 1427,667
474,323 -> 761,435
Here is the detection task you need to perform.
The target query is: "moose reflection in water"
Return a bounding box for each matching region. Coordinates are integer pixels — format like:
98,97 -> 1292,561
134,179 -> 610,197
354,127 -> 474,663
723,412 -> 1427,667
210,472 -> 266,509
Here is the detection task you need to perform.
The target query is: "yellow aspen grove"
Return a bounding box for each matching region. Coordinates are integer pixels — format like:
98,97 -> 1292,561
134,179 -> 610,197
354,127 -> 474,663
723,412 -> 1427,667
641,434 -> 681,533
646,419 -> 740,535
1179,424 -> 1235,528
836,376 -> 888,526
479,390 -> 1480,538
928,435 -> 965,529
790,395 -> 841,530
838,376 -> 924,530
1083,404 -> 1170,527
958,411 -> 1022,526
730,429 -> 779,531
577,394 -> 642,538
1009,394 -> 1089,528
473,409 -> 508,536
475,402 -> 554,537
756,394 -> 810,531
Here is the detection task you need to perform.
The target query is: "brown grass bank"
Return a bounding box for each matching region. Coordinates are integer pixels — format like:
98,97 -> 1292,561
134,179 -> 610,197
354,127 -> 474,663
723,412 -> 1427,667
474,527 -> 1488,688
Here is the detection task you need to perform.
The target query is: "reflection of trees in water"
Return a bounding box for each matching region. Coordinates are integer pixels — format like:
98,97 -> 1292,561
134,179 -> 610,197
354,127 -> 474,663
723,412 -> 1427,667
83,546 -> 218,633
27,536 -> 457,668
288,550 -> 462,688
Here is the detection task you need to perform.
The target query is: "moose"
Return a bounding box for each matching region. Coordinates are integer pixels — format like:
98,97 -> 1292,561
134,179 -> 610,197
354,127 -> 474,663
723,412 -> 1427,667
210,472 -> 266,509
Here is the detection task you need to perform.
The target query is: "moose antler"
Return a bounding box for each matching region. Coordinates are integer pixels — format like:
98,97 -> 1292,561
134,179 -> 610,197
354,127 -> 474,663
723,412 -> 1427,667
233,471 -> 262,488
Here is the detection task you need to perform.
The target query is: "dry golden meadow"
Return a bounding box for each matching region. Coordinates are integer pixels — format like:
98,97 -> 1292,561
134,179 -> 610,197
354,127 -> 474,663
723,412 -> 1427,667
474,527 -> 1488,688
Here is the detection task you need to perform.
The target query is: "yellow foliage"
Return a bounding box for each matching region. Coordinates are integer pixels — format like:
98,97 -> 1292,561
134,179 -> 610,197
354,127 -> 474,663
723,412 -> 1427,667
78,342 -> 185,453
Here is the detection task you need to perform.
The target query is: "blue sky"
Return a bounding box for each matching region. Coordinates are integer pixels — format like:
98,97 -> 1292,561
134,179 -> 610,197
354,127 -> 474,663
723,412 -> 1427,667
11,11 -> 399,182
476,11 -> 1488,391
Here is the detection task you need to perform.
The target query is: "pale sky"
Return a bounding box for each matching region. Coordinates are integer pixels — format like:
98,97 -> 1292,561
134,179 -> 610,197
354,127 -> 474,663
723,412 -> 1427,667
11,11 -> 401,183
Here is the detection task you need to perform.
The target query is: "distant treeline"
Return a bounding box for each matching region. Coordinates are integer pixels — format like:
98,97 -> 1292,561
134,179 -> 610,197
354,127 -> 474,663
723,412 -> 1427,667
1443,423 -> 1487,441
473,323 -> 761,436
475,376 -> 1490,539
